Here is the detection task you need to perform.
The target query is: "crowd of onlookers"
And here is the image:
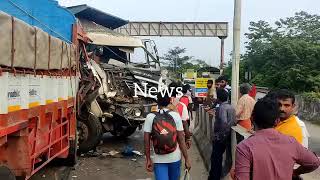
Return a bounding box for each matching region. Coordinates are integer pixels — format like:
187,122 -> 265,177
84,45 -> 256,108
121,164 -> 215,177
143,76 -> 320,180
205,76 -> 319,180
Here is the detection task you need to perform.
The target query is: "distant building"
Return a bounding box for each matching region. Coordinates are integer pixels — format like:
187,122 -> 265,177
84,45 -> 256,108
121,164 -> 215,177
198,67 -> 220,79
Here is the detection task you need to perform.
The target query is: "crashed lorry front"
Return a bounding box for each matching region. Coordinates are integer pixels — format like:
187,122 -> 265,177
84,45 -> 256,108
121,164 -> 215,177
77,31 -> 166,152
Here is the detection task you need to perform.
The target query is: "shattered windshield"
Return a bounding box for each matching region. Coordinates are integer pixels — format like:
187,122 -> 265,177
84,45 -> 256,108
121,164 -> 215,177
129,47 -> 159,69
129,47 -> 147,64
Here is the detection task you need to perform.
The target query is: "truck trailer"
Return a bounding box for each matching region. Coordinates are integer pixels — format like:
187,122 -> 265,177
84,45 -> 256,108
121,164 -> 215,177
0,0 -> 92,179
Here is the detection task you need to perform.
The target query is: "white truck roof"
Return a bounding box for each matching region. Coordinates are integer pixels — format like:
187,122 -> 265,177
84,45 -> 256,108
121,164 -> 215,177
87,32 -> 144,47
80,18 -> 144,48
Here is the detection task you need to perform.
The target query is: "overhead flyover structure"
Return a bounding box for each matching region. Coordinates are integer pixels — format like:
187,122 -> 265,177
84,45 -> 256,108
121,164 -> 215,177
115,21 -> 228,73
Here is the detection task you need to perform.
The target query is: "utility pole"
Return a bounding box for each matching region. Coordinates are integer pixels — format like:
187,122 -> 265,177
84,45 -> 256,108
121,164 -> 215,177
219,36 -> 227,75
231,0 -> 242,169
231,0 -> 241,106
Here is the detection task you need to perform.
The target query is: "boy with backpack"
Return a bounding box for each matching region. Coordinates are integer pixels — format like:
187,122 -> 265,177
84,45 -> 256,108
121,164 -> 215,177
144,92 -> 191,180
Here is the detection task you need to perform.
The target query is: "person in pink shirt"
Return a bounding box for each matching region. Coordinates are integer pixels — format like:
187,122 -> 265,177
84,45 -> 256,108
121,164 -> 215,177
167,82 -> 192,149
179,84 -> 193,126
235,98 -> 320,180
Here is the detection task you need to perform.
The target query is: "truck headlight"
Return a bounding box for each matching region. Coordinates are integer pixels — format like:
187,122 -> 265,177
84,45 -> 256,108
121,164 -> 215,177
134,109 -> 142,117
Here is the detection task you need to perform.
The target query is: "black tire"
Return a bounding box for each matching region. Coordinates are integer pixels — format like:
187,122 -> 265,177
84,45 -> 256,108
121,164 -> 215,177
78,113 -> 103,153
110,126 -> 137,138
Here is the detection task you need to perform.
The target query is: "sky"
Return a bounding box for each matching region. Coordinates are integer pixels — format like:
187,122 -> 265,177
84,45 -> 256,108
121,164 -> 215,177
58,0 -> 320,67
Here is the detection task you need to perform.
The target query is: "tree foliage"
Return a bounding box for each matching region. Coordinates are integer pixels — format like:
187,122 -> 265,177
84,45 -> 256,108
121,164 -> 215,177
225,11 -> 320,92
161,47 -> 210,79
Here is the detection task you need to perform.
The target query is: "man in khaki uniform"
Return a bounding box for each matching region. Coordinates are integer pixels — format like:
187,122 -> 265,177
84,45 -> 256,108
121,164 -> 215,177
207,80 -> 217,99
205,79 -> 217,108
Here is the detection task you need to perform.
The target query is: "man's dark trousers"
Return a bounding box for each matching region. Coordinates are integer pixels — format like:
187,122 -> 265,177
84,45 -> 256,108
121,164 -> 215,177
208,139 -> 227,180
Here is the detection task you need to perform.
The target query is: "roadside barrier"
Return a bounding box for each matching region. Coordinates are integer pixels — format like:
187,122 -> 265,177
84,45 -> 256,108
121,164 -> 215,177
192,105 -> 252,177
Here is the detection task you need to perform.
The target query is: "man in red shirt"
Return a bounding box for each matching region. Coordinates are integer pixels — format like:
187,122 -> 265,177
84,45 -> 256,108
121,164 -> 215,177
248,84 -> 256,99
167,82 -> 192,149
180,84 -> 193,126
235,98 -> 320,180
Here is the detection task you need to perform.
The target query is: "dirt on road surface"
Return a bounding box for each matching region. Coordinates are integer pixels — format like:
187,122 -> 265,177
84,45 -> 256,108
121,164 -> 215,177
301,121 -> 320,180
69,130 -> 207,180
30,118 -> 319,180
305,121 -> 320,155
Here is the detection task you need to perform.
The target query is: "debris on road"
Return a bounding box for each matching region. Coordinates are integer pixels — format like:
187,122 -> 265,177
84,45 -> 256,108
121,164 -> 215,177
102,153 -> 109,157
132,150 -> 143,156
108,150 -> 120,156
86,150 -> 100,157
122,145 -> 135,156
133,135 -> 141,138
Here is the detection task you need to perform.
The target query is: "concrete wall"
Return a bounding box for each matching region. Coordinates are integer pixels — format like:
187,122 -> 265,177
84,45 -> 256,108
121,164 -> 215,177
192,105 -> 235,177
192,106 -> 213,170
296,95 -> 320,122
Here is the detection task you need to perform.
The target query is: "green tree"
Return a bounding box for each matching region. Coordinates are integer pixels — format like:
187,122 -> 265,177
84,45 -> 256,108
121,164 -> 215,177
161,47 -> 192,78
225,11 -> 320,92
161,47 -> 210,79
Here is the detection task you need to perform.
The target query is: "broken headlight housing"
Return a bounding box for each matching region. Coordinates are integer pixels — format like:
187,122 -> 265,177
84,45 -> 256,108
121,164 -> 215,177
134,109 -> 142,117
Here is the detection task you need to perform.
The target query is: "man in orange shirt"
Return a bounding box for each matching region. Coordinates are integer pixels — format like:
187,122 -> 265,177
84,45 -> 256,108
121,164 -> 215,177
273,89 -> 303,144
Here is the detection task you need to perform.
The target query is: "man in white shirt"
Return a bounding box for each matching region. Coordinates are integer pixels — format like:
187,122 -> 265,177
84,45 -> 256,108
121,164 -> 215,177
296,116 -> 310,148
144,92 -> 191,180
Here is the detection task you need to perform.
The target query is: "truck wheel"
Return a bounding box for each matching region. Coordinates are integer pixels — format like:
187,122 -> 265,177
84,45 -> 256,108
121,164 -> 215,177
78,113 -> 103,153
110,126 -> 137,138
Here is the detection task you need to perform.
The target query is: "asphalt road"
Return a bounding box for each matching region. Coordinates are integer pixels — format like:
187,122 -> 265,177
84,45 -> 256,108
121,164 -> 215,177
68,130 -> 207,180
29,94 -> 320,180
305,121 -> 320,155
69,131 -> 151,180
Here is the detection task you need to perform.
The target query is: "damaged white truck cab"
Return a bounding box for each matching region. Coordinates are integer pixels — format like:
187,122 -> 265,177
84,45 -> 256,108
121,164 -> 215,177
78,31 -> 165,152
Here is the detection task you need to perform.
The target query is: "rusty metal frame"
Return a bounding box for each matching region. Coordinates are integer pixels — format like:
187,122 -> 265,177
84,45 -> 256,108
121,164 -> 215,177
115,21 -> 228,37
0,99 -> 75,178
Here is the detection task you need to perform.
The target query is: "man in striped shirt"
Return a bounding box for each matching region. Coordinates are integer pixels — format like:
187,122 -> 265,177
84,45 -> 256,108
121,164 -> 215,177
236,83 -> 256,130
